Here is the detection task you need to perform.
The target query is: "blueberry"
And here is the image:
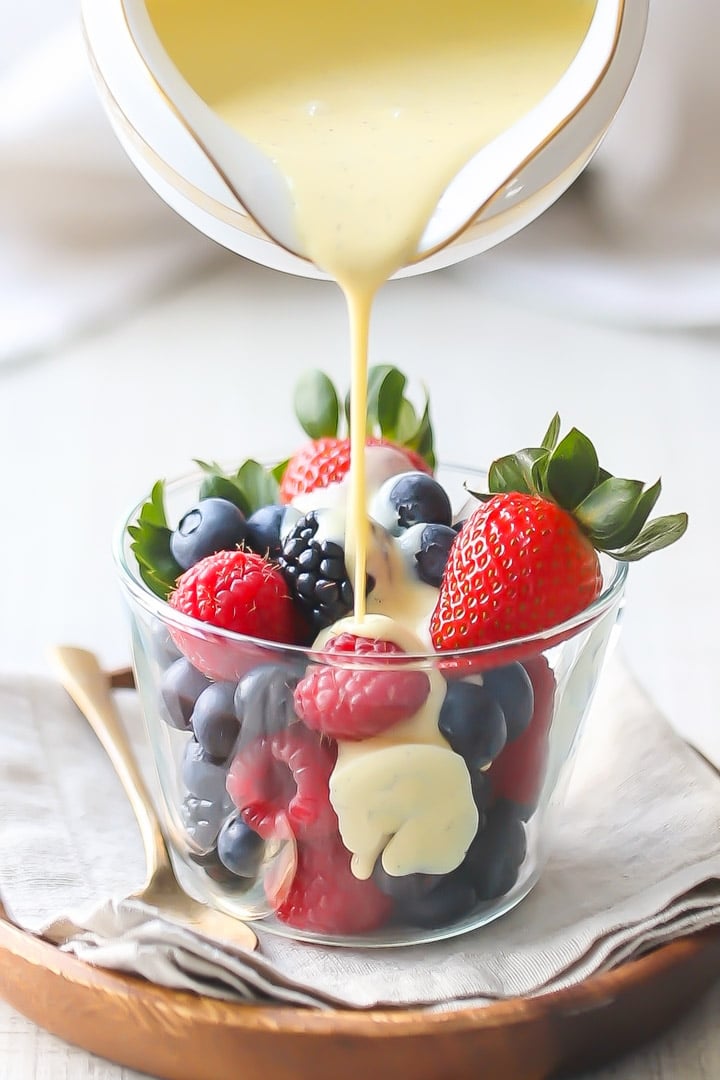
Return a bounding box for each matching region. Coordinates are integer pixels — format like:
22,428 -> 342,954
398,523 -> 457,587
482,663 -> 534,742
160,658 -> 211,730
398,876 -> 477,929
461,801 -> 527,901
234,660 -> 306,745
191,682 -> 241,762
373,861 -> 442,904
149,621 -> 182,668
469,768 -> 493,814
246,504 -> 294,561
439,681 -> 507,768
182,740 -> 231,800
170,497 -> 249,571
217,814 -> 266,878
372,472 -> 452,536
189,847 -> 251,888
181,793 -> 228,850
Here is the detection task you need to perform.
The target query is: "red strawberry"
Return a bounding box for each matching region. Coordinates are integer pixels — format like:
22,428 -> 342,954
168,549 -> 299,679
431,492 -> 602,651
227,724 -> 338,841
431,416 -> 687,652
279,436 -> 431,504
293,632 -> 431,740
280,363 -> 436,503
276,833 -> 393,934
487,655 -> 556,813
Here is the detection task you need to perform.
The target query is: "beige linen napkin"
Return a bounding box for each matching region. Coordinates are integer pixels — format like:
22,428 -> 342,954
0,659 -> 718,1011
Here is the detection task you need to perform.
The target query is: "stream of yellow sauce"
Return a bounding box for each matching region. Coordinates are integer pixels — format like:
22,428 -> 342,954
145,0 -> 595,877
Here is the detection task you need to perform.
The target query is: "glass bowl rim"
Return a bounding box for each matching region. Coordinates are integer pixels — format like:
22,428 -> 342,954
113,461 -> 628,664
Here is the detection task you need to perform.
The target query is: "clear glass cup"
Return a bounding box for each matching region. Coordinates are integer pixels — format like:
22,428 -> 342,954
114,464 -> 627,947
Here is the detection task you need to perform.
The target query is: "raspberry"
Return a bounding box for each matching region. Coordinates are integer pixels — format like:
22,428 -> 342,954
168,549 -> 299,680
276,834 -> 393,934
293,633 -> 431,740
226,724 -> 338,840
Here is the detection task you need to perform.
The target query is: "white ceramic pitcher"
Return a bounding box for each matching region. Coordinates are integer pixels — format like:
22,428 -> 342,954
81,0 -> 648,279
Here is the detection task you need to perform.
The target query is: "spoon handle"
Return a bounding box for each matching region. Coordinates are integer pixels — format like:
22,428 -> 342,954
50,646 -> 168,884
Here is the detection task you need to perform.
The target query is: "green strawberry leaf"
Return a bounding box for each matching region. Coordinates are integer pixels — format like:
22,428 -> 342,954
394,398 -> 420,445
606,512 -> 689,561
486,413 -> 687,563
134,480 -> 169,529
342,364 -> 436,469
294,369 -> 340,439
540,413 -> 561,453
198,472 -> 251,514
489,448 -> 548,496
272,458 -> 289,482
405,393 -> 436,469
546,428 -> 599,510
373,366 -> 408,437
195,458 -> 280,516
234,459 -> 281,511
575,477 -> 646,545
128,481 -> 182,600
579,478 -> 663,550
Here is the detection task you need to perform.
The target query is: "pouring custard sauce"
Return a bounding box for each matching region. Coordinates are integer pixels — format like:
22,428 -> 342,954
145,0 -> 595,619
144,0 -> 596,879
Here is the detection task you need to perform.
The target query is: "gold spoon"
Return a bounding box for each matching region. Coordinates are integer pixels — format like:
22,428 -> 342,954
50,645 -> 257,951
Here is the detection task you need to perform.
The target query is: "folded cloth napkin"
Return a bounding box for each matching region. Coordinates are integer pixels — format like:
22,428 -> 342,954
0,658 -> 719,1011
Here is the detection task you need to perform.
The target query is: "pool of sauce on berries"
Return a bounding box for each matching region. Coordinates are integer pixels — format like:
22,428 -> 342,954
145,0 -> 593,907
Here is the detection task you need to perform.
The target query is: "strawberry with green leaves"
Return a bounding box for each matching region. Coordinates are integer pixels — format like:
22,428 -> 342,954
278,365 -> 435,503
430,415 -> 688,653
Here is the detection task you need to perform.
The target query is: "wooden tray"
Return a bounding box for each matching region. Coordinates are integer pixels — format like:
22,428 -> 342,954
1,899 -> 718,1080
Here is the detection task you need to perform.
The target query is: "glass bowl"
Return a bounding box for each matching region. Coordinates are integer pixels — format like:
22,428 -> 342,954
114,464 -> 627,947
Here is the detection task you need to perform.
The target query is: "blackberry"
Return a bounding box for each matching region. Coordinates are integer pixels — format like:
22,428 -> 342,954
279,510 -> 374,632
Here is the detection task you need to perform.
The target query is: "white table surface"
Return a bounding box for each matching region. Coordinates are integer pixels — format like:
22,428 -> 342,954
1,253 -> 718,1077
